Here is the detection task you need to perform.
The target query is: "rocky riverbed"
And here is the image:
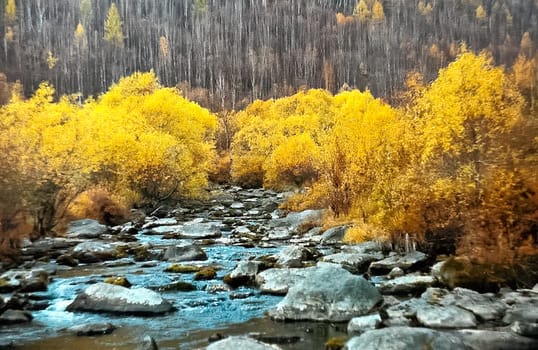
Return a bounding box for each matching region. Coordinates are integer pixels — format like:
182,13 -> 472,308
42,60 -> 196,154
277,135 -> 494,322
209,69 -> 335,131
1,186 -> 537,350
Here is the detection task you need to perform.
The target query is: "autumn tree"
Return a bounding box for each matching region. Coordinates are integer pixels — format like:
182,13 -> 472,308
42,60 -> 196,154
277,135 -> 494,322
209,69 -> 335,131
104,3 -> 124,47
5,0 -> 16,23
372,0 -> 385,21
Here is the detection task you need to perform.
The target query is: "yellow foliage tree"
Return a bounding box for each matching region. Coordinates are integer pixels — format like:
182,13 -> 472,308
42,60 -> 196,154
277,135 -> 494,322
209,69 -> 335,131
372,0 -> 385,21
104,3 -> 123,47
80,71 -> 217,203
231,89 -> 336,188
5,0 -> 16,22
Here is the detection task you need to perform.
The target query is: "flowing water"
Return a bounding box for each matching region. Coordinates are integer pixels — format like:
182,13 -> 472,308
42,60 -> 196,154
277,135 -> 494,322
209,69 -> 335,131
1,188 -> 347,349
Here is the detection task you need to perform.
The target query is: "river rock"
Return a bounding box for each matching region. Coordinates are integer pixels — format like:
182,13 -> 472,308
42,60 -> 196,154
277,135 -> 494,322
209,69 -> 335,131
344,241 -> 384,255
163,245 -> 208,262
424,287 -> 508,321
345,327 -> 467,350
144,225 -> 183,235
321,225 -> 348,243
416,304 -> 477,328
139,335 -> 159,350
511,321 -> 538,338
21,237 -> 79,258
266,228 -> 293,241
66,219 -> 108,239
268,264 -> 382,321
347,314 -> 382,334
456,329 -> 538,350
72,241 -> 118,263
66,282 -> 173,315
0,309 -> 33,325
68,322 -> 116,336
56,254 -> 79,267
322,252 -> 384,274
255,267 -> 312,295
0,269 -> 49,293
369,251 -> 428,275
224,261 -> 261,287
503,303 -> 538,324
274,246 -> 316,268
141,218 -> 178,229
378,274 -> 436,295
180,221 -> 221,239
269,209 -> 323,233
207,336 -> 282,350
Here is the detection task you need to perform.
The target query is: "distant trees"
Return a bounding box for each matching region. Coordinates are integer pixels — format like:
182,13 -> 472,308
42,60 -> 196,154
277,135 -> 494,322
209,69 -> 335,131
0,0 -> 536,107
104,3 -> 123,48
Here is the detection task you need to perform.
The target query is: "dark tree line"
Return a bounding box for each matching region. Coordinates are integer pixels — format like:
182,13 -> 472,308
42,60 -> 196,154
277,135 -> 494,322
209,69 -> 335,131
0,0 -> 537,110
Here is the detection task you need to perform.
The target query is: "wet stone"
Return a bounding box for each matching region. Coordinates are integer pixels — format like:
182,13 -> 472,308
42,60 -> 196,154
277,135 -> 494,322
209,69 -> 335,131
67,322 -> 117,336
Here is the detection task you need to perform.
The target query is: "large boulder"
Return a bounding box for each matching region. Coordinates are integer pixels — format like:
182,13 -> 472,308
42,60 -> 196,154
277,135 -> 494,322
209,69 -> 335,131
224,261 -> 261,287
179,221 -> 221,239
274,246 -> 317,268
0,269 -> 49,293
163,245 -> 207,262
67,322 -> 116,336
347,314 -> 382,334
369,251 -> 428,275
322,252 -> 383,274
268,264 -> 382,321
0,309 -> 33,325
320,225 -> 348,243
67,219 -> 108,239
72,241 -> 119,263
345,327 -> 467,350
456,329 -> 538,350
422,287 -> 508,321
269,209 -> 323,234
378,274 -> 437,295
207,336 -> 282,350
66,283 -> 173,315
416,305 -> 477,328
255,267 -> 312,295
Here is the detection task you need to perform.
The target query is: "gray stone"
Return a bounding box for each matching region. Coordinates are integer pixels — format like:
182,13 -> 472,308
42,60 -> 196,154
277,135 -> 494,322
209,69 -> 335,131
230,202 -> 245,209
344,241 -> 384,255
378,274 -> 436,295
139,335 -> 159,350
511,321 -> 538,338
255,267 -> 312,295
268,264 -> 382,321
320,225 -> 348,243
66,283 -> 173,315
180,221 -> 221,239
0,269 -> 49,293
163,245 -> 208,262
369,251 -> 428,274
387,267 -> 405,279
141,218 -> 178,229
67,219 -> 108,238
269,209 -> 323,233
345,327 -> 467,350
275,245 -> 316,268
456,329 -> 538,350
68,322 -> 116,336
433,287 -> 508,321
72,241 -> 118,263
207,336 -> 281,350
322,252 -> 384,274
266,228 -> 292,241
503,304 -> 538,324
347,314 -> 382,334
416,305 -> 477,328
145,225 -> 182,235
0,309 -> 33,325
225,261 -> 261,286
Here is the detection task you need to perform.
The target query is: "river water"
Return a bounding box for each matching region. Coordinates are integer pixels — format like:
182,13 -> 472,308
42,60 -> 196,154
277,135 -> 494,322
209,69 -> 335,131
1,188 -> 347,349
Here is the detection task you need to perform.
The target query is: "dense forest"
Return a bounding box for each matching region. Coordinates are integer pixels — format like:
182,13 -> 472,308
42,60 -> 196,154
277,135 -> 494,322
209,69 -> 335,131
1,0 -> 537,109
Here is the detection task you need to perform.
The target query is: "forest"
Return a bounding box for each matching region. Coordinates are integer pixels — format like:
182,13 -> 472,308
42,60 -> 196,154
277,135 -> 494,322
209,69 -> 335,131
0,0 -> 538,282
0,0 -> 537,109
